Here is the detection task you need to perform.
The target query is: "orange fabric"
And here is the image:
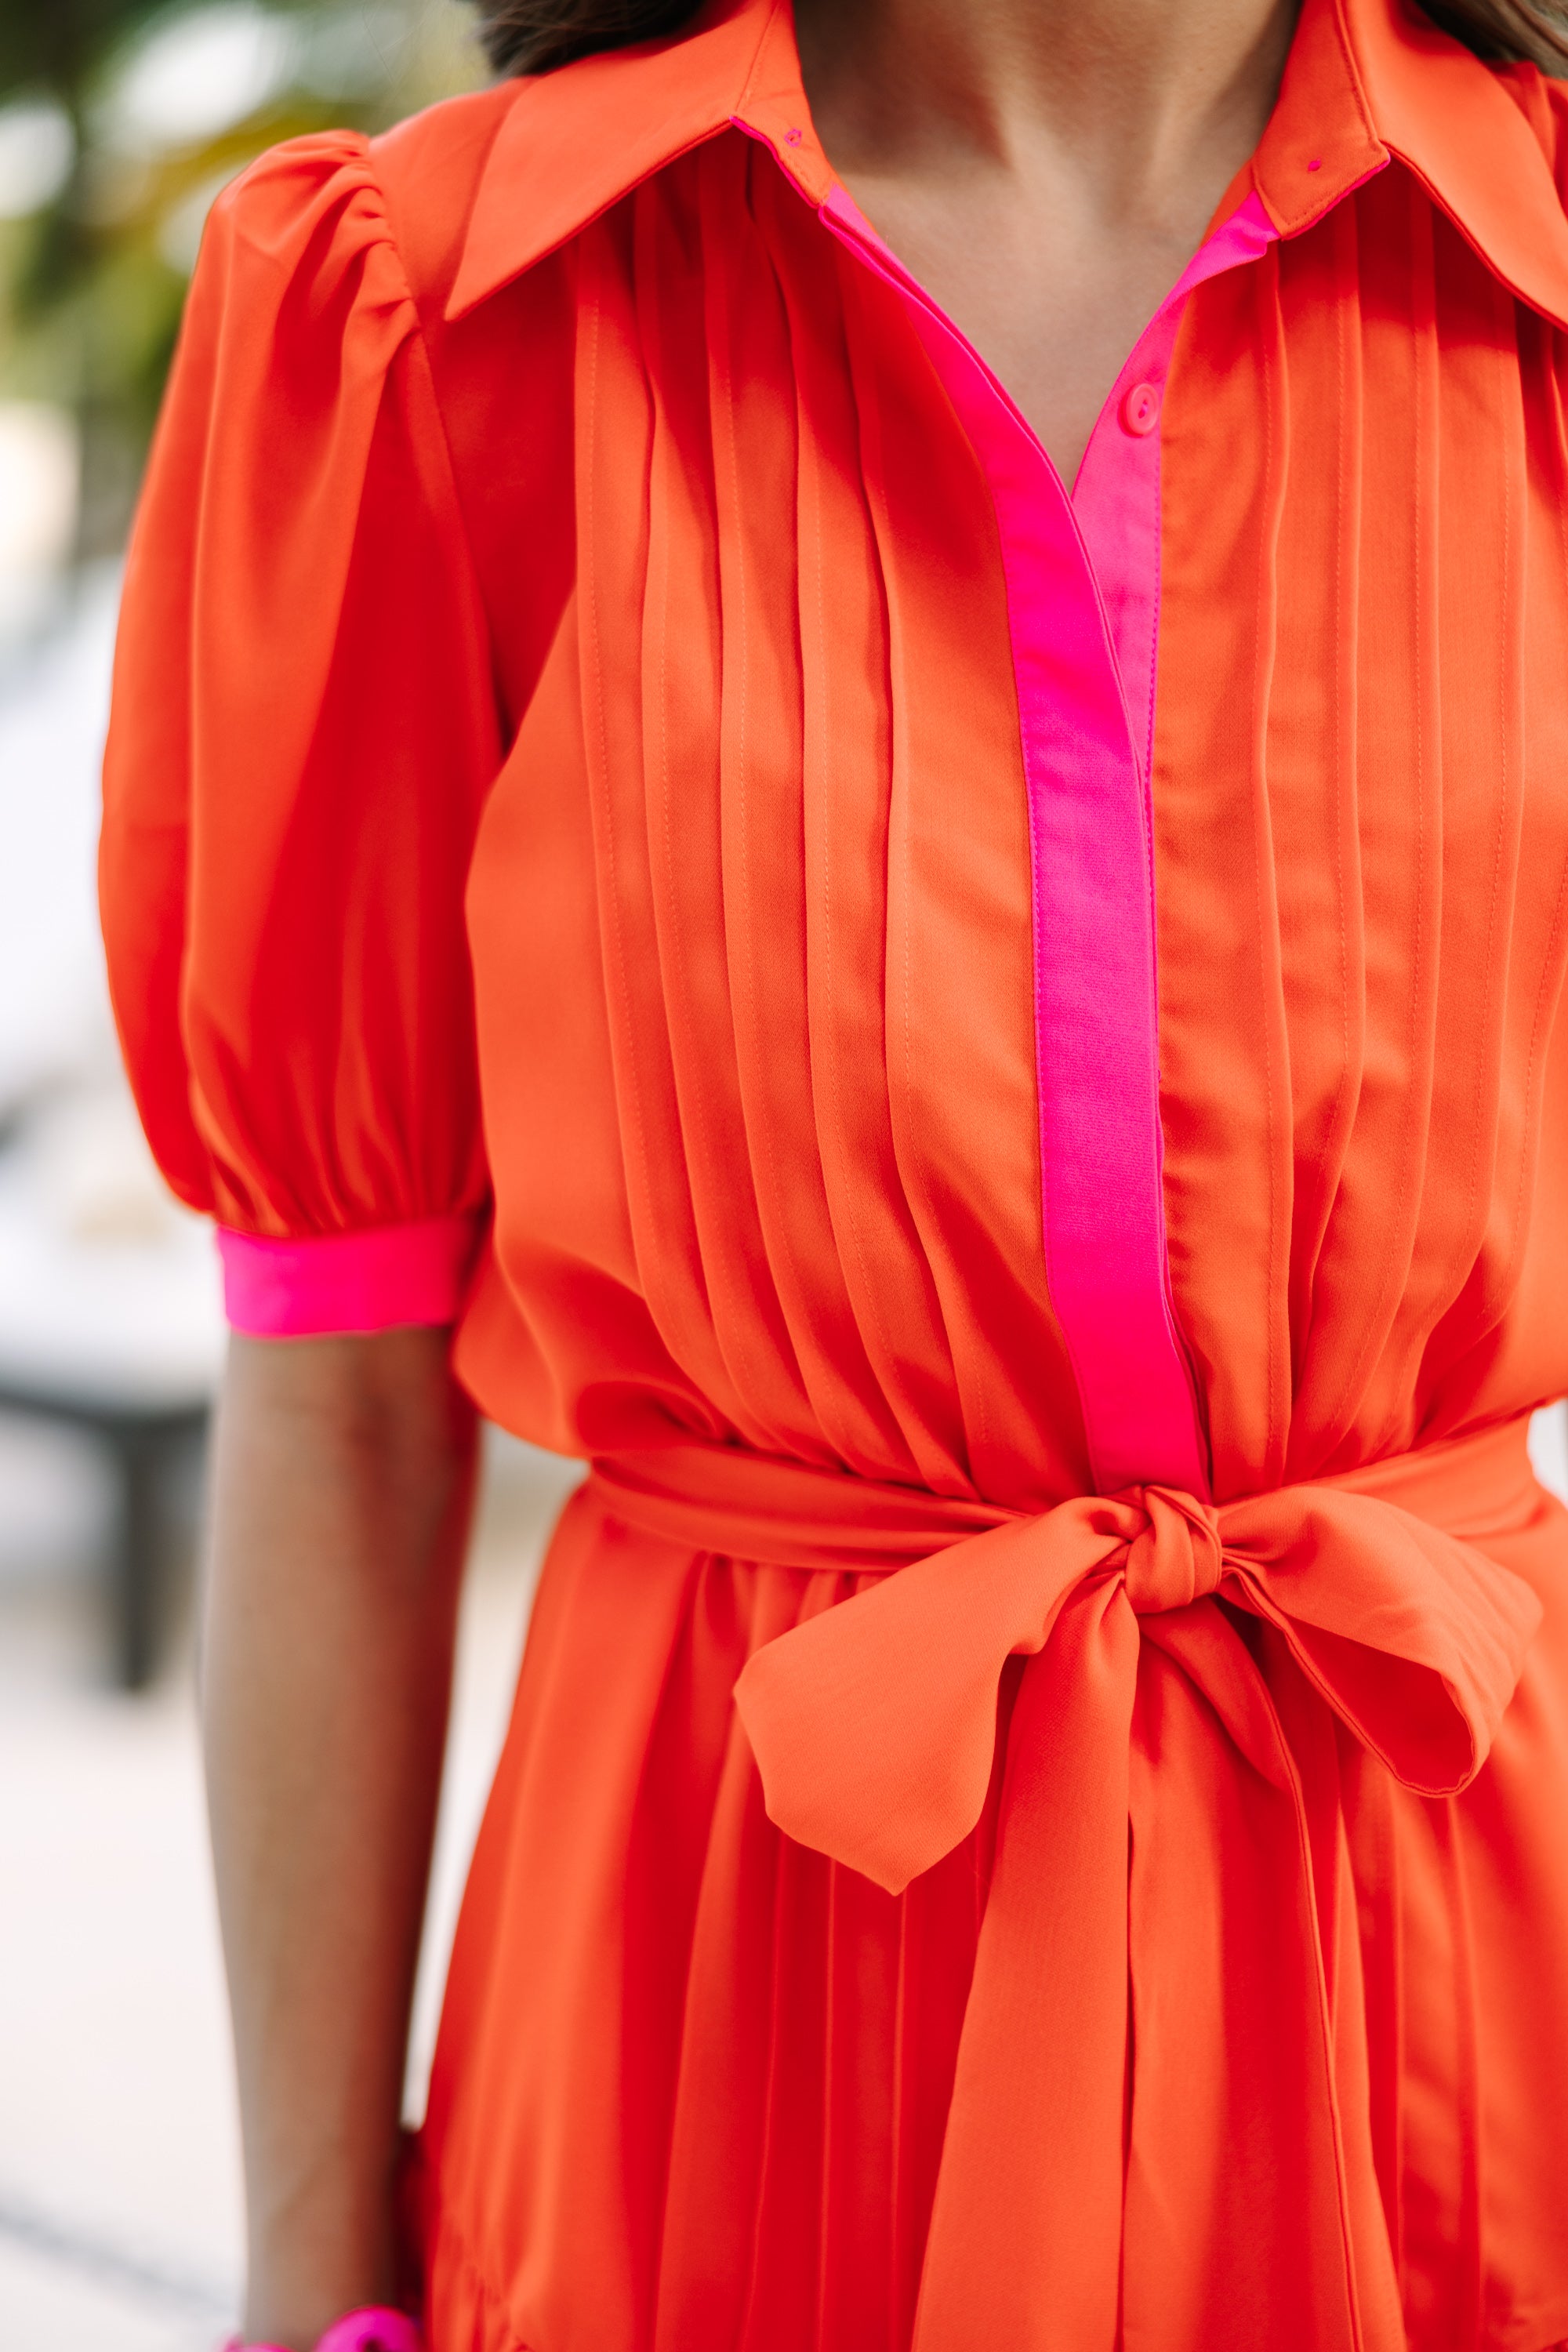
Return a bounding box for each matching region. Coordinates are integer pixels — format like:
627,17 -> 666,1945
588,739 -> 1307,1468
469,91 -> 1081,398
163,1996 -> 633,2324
98,0 -> 1568,2343
593,1421 -> 1542,2347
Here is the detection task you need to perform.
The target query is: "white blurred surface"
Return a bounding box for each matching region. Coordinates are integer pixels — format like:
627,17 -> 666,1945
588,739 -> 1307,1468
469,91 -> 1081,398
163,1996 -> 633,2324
0,560 -> 224,1416
107,4 -> 299,153
0,100 -> 76,220
0,405 -> 81,644
0,1098 -> 223,1410
1530,1398 -> 1568,1504
0,564 -> 120,1112
0,2234 -> 216,2352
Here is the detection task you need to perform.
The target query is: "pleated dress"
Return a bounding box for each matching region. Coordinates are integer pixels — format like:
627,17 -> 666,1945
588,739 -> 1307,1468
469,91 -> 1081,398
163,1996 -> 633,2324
100,0 -> 1568,2343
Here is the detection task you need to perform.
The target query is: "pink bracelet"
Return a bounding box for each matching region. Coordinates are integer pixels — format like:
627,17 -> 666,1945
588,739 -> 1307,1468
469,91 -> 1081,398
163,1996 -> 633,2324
224,2310 -> 423,2352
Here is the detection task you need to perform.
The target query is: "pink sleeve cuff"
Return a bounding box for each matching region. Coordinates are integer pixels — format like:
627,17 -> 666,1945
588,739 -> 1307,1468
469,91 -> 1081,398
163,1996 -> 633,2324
217,1214 -> 481,1338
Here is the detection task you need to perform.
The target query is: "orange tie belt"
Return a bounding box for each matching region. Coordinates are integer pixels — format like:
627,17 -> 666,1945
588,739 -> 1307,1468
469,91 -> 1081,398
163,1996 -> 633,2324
589,1419 -> 1548,2351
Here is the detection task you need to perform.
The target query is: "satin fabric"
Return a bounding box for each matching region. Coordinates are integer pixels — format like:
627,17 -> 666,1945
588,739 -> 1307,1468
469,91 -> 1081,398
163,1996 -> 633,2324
99,0 -> 1568,2343
593,1419 -> 1543,2348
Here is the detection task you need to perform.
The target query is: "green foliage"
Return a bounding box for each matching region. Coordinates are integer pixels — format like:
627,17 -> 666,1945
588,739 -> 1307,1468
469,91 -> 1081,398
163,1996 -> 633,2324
0,0 -> 484,548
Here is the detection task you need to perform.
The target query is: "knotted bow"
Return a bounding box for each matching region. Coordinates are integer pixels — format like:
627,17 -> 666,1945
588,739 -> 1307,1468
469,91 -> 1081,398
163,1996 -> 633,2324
593,1421 -> 1545,2352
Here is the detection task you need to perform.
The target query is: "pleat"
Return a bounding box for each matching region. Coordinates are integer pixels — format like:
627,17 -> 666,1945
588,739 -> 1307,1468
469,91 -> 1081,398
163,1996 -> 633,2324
422,1494 -> 707,2350
650,1565 -> 985,2352
746,154 -> 934,1486
1258,1630 -> 1406,2339
631,167 -> 851,1461
571,138 -> 1087,1501
1338,1724 -> 1406,2277
651,1566 -> 833,2351
836,249 -> 1087,1508
1285,172 -> 1442,1466
1123,1620 -> 1396,2352
1418,296 -> 1568,1411
697,146 -> 911,1475
1154,245 -> 1294,1495
430,1502 -> 985,2352
1395,1791 -> 1483,2350
1383,209 -> 1528,1449
462,586 -> 729,1459
1442,1489 -> 1568,2334
577,207 -> 764,1443
1271,199 -> 1367,1426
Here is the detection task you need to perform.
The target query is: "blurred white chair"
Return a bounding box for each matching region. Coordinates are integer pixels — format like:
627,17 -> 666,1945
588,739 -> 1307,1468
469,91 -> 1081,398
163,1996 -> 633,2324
0,568 -> 225,1685
0,1085 -> 224,1683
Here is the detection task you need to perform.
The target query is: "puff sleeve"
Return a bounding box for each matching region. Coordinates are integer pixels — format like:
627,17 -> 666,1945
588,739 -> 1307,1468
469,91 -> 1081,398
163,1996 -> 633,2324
100,132 -> 502,1335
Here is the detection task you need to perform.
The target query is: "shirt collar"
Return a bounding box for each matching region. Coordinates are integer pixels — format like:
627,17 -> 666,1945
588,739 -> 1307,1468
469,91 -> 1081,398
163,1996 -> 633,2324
446,0 -> 828,317
447,0 -> 1568,328
1255,0 -> 1568,324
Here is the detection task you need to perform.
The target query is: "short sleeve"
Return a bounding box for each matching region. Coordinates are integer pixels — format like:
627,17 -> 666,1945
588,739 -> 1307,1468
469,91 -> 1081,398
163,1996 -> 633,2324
100,132 -> 502,1335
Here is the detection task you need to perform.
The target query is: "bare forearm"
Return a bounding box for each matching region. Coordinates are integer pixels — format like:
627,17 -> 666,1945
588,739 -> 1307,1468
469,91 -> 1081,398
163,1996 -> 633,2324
203,1329 -> 477,2350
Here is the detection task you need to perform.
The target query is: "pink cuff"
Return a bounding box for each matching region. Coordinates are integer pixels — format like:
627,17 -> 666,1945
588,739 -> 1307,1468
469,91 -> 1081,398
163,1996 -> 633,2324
223,2309 -> 423,2352
217,1214 -> 481,1338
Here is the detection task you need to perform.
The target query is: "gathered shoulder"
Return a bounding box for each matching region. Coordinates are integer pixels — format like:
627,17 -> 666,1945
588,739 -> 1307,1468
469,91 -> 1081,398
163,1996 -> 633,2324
195,77 -> 522,334
209,125 -> 387,269
191,125 -> 415,371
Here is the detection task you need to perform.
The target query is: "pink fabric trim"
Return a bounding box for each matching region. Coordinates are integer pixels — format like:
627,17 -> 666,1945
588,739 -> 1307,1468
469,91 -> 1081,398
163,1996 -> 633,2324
216,1214 -> 481,1338
1073,192 -> 1276,785
819,187 -> 1276,1498
223,2312 -> 424,2352
315,2310 -> 425,2352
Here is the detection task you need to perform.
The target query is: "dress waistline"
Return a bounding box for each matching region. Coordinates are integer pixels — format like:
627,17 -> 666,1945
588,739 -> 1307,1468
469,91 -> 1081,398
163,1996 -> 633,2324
586,1420 -> 1550,2351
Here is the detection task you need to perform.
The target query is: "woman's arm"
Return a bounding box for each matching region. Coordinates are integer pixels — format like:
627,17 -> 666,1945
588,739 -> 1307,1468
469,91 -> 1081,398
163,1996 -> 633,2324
202,1328 -> 478,2350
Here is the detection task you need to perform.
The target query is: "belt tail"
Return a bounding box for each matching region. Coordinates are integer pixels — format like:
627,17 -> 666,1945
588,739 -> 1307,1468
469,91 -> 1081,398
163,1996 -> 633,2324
911,1581 -> 1138,2352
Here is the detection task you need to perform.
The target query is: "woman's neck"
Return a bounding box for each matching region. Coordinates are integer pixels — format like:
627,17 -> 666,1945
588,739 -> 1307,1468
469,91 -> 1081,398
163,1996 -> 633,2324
793,0 -> 1298,223
793,0 -> 1298,477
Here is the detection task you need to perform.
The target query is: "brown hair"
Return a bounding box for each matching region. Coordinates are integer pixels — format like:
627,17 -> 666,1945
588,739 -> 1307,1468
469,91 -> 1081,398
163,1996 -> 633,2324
469,0 -> 1568,79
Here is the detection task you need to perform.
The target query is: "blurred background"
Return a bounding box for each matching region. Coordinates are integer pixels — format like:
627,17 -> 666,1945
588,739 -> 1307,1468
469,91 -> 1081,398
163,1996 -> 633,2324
0,5 -> 587,2345
1,4 -> 1566,2347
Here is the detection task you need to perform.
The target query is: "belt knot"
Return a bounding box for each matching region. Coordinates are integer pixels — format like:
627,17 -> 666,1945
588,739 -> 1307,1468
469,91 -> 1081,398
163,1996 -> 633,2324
1118,1484 -> 1224,1614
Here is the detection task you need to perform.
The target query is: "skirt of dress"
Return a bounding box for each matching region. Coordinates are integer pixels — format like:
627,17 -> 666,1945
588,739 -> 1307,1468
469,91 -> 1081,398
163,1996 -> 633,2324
413,1475 -> 1568,2352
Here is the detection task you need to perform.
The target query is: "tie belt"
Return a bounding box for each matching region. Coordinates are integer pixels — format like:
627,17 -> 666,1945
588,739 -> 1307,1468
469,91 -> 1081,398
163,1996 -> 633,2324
587,1421 -> 1546,2352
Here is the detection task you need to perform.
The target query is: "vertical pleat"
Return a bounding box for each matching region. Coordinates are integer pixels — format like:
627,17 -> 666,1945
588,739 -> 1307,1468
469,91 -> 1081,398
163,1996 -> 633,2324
1383,209 -> 1527,1449
1153,245 -> 1293,1494
837,246 -> 1085,1506
751,154 -> 939,1486
1248,245 -> 1298,1489
1289,170 -> 1444,1465
1161,160 -> 1568,1483
577,208 -> 761,1441
568,134 -> 1083,1504
1272,198 -> 1367,1419
698,146 -> 907,1475
1416,292 -> 1568,1414
634,1548 -> 985,2352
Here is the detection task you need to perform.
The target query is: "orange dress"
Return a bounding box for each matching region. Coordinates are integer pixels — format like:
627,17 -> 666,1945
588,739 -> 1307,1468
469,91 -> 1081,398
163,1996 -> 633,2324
101,0 -> 1568,2344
